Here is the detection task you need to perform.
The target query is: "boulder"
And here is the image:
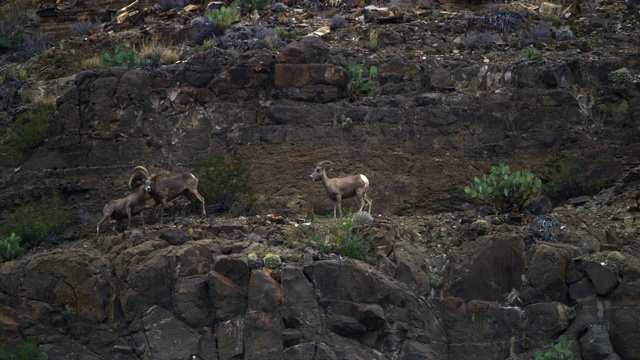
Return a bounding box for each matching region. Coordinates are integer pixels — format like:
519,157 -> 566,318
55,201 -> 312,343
580,325 -> 621,360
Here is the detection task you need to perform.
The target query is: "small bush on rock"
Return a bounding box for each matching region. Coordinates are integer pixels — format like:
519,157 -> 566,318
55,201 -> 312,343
352,212 -> 373,225
465,163 -> 542,213
543,152 -> 606,203
0,342 -> 47,360
525,214 -> 562,248
535,335 -> 574,360
263,253 -> 282,269
69,19 -> 101,36
555,26 -> 573,41
472,219 -> 490,235
608,67 -> 632,83
0,233 -> 23,261
102,46 -> 137,67
13,105 -> 59,155
477,10 -> 527,34
205,1 -> 241,35
193,156 -> 255,215
297,213 -> 373,260
2,192 -> 71,247
348,63 -> 377,94
524,45 -> 543,60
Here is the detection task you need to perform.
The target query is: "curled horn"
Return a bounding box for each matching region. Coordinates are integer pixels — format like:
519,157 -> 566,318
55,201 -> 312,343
317,160 -> 334,169
129,166 -> 150,189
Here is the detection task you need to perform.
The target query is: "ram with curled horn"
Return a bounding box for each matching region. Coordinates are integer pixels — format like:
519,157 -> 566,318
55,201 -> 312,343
129,165 -> 206,223
309,160 -> 372,218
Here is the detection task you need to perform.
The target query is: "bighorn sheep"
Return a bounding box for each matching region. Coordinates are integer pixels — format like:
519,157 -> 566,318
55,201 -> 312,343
129,166 -> 205,222
96,185 -> 148,235
309,161 -> 372,218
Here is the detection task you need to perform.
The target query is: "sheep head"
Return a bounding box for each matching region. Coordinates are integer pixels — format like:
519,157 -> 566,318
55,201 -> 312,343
129,166 -> 150,189
145,174 -> 158,194
310,161 -> 333,181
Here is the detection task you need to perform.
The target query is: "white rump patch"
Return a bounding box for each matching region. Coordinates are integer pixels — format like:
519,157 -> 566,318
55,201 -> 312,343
360,174 -> 369,186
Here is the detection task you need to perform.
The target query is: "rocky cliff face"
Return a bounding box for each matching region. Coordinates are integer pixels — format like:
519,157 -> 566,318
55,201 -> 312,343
1,0 -> 640,359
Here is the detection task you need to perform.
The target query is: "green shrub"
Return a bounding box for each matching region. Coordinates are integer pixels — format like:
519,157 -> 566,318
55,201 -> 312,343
102,46 -> 137,67
543,153 -> 606,203
263,253 -> 282,269
535,335 -> 574,360
251,0 -> 270,10
0,233 -> 24,261
248,252 -> 262,269
2,193 -> 71,247
472,219 -> 490,235
13,107 -> 58,155
203,39 -> 215,51
0,19 -> 24,53
348,63 -> 378,94
193,156 -> 255,214
296,213 -> 372,260
204,1 -> 241,34
608,67 -> 632,83
524,45 -> 543,60
0,341 -> 47,360
465,163 -> 542,213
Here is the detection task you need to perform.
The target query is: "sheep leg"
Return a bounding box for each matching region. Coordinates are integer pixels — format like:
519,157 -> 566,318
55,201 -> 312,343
335,195 -> 342,218
355,191 -> 365,213
193,190 -> 206,216
96,213 -> 111,235
158,200 -> 167,223
126,206 -> 133,230
186,190 -> 206,217
364,193 -> 373,213
112,219 -> 121,233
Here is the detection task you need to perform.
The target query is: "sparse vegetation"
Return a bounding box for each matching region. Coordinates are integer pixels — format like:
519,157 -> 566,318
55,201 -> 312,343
477,10 -> 527,34
535,335 -> 574,360
69,18 -> 101,37
2,192 -> 71,248
525,214 -> 562,248
367,30 -> 379,52
102,46 -> 137,67
464,163 -> 542,214
0,341 -> 47,360
295,213 -> 372,260
524,45 -> 543,60
81,55 -> 102,70
555,26 -> 574,41
139,40 -> 180,67
348,63 -> 378,94
263,253 -> 282,269
21,31 -> 52,58
204,1 -> 241,35
193,156 -> 255,215
472,219 -> 490,235
608,67 -> 632,83
13,106 -> 59,155
543,152 -> 606,203
0,232 -> 24,261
